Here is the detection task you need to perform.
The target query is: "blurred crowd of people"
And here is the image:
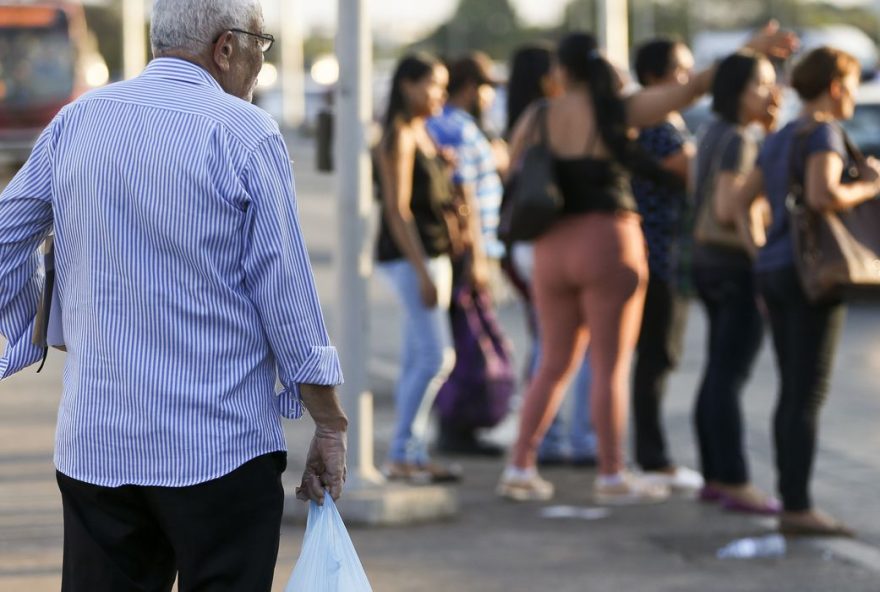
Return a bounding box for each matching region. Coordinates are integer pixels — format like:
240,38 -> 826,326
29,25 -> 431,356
374,21 -> 875,538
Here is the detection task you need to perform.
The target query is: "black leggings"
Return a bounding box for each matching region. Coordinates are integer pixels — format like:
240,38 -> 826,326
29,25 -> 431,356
693,264 -> 764,486
758,266 -> 845,512
633,274 -> 689,471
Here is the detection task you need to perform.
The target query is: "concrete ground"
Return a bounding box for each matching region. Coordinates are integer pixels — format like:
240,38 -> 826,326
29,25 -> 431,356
2,136 -> 880,591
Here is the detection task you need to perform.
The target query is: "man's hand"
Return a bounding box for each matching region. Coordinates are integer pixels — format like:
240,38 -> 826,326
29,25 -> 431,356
296,425 -> 347,504
296,384 -> 349,504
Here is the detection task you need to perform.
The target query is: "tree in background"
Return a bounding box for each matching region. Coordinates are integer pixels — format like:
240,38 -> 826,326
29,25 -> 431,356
83,5 -> 123,80
413,0 -> 545,59
561,0 -> 880,49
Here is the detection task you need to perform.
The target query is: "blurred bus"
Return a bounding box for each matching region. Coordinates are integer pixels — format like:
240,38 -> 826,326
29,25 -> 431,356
0,1 -> 107,166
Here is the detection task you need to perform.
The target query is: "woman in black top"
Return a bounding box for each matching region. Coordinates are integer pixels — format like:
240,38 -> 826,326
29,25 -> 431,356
375,54 -> 460,483
497,28 -> 796,504
504,43 -> 597,467
498,32 -> 714,504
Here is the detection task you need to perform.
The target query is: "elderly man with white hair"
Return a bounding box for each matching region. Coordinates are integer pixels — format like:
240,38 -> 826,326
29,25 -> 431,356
0,0 -> 347,589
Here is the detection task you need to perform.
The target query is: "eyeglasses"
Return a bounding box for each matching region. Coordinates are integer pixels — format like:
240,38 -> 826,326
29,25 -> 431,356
214,28 -> 275,53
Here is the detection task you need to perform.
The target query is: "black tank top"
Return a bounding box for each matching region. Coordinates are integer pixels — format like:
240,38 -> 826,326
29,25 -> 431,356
554,156 -> 637,215
531,101 -> 636,216
376,148 -> 454,262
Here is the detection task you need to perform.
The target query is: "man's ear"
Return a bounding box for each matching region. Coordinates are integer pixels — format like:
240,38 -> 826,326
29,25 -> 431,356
212,32 -> 235,72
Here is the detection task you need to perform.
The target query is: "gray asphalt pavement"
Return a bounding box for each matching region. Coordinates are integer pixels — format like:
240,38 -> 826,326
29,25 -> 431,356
1,135 -> 880,591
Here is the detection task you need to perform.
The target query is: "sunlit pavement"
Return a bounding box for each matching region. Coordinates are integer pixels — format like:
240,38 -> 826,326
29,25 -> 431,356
2,135 -> 880,591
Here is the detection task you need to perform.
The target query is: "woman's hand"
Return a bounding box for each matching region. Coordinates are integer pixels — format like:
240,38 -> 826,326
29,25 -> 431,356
858,156 -> 880,187
744,20 -> 799,60
760,86 -> 784,132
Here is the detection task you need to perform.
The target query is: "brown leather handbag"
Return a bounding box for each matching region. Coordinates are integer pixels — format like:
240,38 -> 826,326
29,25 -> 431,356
693,127 -> 744,250
787,121 -> 880,302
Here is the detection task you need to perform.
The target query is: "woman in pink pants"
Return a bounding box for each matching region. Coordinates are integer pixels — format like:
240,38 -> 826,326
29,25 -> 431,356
496,26 -> 789,504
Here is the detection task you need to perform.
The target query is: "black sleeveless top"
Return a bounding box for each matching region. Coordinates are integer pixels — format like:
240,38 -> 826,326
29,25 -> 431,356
530,101 -> 636,216
376,149 -> 454,262
554,156 -> 637,215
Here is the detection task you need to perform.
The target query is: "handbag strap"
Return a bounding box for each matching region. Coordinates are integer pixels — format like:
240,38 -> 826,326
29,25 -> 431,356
707,125 -> 740,197
692,123 -> 738,215
534,100 -> 550,149
787,119 -> 861,208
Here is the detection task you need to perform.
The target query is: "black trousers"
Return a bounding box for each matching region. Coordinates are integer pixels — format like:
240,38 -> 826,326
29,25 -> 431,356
57,452 -> 287,592
693,264 -> 764,485
758,266 -> 844,512
632,274 -> 689,471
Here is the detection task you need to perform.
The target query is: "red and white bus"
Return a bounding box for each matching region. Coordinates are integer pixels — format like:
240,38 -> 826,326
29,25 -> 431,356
0,1 -> 106,165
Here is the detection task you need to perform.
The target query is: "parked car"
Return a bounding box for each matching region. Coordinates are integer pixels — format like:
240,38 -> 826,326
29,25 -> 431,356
842,81 -> 880,158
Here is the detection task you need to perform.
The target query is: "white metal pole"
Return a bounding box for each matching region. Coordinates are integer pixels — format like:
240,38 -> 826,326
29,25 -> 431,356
122,0 -> 147,79
336,0 -> 384,487
598,0 -> 630,67
279,0 -> 306,130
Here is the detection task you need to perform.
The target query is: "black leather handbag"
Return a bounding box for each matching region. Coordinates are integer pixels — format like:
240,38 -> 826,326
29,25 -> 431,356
498,102 -> 563,242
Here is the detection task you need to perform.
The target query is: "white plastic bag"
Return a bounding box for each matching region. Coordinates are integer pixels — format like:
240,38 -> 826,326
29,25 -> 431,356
285,494 -> 373,592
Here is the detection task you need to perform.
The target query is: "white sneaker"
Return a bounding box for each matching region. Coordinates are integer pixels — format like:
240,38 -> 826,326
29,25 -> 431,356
642,466 -> 704,494
594,471 -> 670,505
497,470 -> 555,502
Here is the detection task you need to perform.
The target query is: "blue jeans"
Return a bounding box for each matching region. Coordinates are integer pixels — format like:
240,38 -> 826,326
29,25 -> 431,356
379,257 -> 454,464
534,345 -> 597,460
512,243 -> 597,461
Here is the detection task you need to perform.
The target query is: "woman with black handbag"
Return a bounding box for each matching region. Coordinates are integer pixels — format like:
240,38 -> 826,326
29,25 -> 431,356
502,43 -> 597,468
496,32 -> 716,503
496,25 -> 797,504
734,47 -> 880,536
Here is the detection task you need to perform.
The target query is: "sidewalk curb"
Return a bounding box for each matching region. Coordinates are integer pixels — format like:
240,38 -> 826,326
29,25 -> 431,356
283,484 -> 459,527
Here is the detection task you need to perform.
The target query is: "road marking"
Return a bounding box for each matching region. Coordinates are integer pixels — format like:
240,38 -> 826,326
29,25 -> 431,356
813,538 -> 880,574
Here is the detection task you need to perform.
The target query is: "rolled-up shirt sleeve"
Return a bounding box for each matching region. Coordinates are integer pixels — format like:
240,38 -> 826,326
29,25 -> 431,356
0,122 -> 56,379
240,133 -> 343,418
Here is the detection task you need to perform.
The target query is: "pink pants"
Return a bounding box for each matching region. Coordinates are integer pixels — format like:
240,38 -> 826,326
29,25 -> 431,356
511,212 -> 648,475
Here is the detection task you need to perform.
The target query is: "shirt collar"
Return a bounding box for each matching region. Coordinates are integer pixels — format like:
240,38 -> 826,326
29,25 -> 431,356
444,104 -> 476,123
141,57 -> 224,93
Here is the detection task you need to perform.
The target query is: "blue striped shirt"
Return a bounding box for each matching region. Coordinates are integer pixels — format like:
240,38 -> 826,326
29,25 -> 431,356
0,58 -> 343,487
428,106 -> 505,259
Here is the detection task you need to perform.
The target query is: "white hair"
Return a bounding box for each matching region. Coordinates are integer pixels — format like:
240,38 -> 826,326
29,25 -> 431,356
150,0 -> 261,55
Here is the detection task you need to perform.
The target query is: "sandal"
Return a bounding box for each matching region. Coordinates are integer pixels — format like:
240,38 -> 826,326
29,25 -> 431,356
382,461 -> 462,485
718,484 -> 781,515
497,470 -> 555,502
415,462 -> 463,484
594,472 -> 669,505
779,510 -> 855,538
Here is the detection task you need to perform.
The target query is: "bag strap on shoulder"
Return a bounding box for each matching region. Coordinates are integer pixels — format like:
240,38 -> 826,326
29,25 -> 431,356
708,125 -> 739,191
534,99 -> 550,148
787,119 -> 860,208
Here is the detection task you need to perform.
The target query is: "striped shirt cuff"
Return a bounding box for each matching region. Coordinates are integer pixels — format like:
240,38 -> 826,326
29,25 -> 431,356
0,318 -> 43,379
278,345 -> 344,419
0,272 -> 43,380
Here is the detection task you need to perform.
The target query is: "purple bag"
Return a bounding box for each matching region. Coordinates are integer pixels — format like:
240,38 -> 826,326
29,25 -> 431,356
434,287 -> 516,429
